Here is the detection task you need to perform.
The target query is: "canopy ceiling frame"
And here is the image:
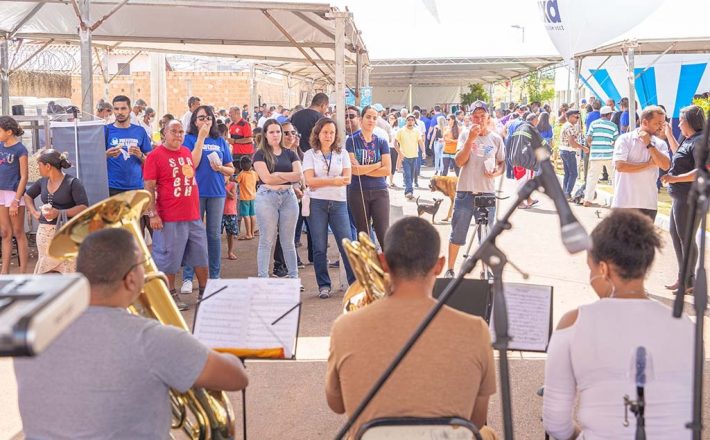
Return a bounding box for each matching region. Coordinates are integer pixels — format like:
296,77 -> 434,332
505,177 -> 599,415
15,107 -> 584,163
572,36 -> 710,130
0,0 -> 369,134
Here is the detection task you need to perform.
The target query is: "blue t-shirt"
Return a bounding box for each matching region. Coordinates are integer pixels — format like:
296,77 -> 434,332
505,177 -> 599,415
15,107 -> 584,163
276,115 -> 289,124
585,111 -> 600,130
183,134 -> 233,198
346,130 -> 390,191
104,124 -> 152,190
0,142 -> 28,191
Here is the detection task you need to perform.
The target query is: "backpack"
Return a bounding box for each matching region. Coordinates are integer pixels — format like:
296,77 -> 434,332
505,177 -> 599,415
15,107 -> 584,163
507,121 -> 547,171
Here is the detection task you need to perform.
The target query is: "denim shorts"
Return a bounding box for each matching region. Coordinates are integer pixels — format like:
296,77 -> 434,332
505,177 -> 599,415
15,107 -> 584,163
152,220 -> 208,274
449,191 -> 496,245
239,200 -> 255,216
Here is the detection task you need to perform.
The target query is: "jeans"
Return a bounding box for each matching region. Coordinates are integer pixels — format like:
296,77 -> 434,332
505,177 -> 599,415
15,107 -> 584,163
669,193 -> 699,286
434,140 -> 444,174
308,199 -> 355,288
183,196 -> 225,280
402,157 -> 417,194
415,149 -> 422,183
560,150 -> 578,196
255,186 -> 299,278
442,156 -> 458,176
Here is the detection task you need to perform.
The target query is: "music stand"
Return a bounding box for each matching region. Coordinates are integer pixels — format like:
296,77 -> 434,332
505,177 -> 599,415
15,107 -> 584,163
191,278 -> 302,440
432,278 -> 492,321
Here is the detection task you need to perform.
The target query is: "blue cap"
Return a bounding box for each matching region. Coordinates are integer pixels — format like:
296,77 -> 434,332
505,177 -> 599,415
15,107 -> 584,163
372,103 -> 384,112
471,100 -> 488,113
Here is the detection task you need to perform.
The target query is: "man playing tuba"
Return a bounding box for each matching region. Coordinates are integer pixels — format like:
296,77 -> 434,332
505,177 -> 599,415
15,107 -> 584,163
13,228 -> 248,439
325,217 -> 498,439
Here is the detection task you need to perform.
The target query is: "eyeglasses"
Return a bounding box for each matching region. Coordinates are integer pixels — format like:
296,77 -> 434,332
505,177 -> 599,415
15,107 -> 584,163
346,114 -> 359,120
122,257 -> 148,280
283,130 -> 298,136
196,115 -> 213,121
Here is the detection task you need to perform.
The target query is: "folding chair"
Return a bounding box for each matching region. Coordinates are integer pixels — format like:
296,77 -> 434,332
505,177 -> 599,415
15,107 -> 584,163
356,416 -> 483,440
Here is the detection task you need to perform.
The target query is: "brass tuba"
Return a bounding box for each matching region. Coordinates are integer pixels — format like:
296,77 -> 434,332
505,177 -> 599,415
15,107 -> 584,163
49,190 -> 235,440
341,231 -> 390,312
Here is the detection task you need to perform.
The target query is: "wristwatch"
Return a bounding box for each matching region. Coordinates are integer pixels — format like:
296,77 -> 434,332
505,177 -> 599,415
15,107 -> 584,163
146,210 -> 156,218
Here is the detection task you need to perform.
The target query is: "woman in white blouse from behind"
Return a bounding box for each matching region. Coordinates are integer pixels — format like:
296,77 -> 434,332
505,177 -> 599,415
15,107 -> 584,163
543,209 -> 693,440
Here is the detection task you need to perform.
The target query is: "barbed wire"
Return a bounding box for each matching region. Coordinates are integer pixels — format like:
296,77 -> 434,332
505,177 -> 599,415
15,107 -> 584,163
9,41 -> 81,73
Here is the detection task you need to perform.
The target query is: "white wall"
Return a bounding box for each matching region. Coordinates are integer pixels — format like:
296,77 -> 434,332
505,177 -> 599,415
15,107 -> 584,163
372,85 -> 463,109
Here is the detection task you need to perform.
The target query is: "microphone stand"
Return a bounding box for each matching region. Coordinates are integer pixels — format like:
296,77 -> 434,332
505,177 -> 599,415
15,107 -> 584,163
672,118 -> 710,440
334,177 -> 541,440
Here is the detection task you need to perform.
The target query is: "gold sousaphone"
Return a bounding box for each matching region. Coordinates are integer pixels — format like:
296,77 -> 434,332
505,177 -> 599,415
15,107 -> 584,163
341,231 -> 390,312
49,190 -> 235,440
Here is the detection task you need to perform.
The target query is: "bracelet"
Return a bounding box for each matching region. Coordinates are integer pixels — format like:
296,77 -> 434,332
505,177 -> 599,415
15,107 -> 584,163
12,198 -> 20,204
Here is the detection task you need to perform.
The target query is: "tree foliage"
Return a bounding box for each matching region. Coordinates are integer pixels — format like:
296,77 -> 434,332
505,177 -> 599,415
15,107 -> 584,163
460,83 -> 489,106
523,72 -> 555,104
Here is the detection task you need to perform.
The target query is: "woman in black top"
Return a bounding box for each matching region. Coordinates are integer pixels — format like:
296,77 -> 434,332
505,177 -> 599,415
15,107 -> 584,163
253,119 -> 302,278
660,105 -> 706,292
24,150 -> 89,273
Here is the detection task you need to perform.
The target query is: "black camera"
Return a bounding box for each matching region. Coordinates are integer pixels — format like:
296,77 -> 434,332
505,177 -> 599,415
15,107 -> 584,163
473,194 -> 496,208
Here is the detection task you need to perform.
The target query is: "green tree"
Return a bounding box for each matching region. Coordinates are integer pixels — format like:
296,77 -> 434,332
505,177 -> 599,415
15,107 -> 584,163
524,72 -> 555,104
692,96 -> 710,116
460,83 -> 489,106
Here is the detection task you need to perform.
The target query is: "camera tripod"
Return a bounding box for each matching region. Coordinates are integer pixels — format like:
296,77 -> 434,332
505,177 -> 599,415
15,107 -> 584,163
463,205 -> 494,280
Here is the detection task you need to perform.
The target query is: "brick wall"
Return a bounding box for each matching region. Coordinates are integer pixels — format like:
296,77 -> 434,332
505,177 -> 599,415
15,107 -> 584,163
71,71 -> 310,116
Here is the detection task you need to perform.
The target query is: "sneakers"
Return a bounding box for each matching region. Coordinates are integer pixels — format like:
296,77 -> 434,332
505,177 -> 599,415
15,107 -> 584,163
444,269 -> 455,279
180,279 -> 193,295
405,193 -> 414,200
328,260 -> 340,268
319,287 -> 332,299
297,259 -> 305,269
171,293 -> 189,311
272,269 -> 288,278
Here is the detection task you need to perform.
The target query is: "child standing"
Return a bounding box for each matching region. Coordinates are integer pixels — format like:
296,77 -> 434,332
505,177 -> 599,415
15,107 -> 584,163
236,156 -> 257,240
222,175 -> 239,259
0,116 -> 29,274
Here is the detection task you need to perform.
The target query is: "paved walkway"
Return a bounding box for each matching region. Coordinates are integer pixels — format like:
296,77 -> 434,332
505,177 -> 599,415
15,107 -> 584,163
3,167 -> 710,439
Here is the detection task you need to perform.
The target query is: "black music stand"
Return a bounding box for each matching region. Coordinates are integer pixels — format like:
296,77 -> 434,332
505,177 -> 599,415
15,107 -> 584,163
433,278 -> 492,321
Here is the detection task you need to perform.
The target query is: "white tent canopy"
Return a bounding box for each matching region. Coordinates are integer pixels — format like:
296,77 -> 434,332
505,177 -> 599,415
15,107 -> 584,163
0,0 -> 369,133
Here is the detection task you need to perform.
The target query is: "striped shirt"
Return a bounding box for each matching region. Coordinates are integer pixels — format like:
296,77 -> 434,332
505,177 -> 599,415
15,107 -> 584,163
586,118 -> 619,160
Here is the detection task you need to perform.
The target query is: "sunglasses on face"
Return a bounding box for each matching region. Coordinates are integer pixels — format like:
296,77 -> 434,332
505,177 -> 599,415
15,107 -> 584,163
196,115 -> 213,121
346,114 -> 358,120
283,130 -> 297,136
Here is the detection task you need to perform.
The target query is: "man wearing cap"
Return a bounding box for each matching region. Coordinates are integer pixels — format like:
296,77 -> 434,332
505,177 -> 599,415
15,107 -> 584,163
130,99 -> 148,125
373,103 -> 394,144
583,106 -> 619,207
559,109 -> 587,199
612,105 -> 670,221
395,114 -> 425,199
445,101 -> 505,278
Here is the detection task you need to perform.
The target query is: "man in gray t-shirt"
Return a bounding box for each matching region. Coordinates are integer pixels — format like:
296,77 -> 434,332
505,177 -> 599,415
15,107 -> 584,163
445,101 -> 505,279
14,228 -> 248,440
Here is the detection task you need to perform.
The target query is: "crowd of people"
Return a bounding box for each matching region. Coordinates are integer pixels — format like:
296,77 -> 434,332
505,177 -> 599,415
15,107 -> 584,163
1,87 -> 707,439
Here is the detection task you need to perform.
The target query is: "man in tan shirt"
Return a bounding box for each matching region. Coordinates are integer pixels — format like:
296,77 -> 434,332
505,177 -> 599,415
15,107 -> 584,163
325,216 -> 497,439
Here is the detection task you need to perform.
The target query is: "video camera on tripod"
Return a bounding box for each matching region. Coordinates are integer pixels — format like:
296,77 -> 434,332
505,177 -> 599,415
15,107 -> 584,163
473,194 -> 497,224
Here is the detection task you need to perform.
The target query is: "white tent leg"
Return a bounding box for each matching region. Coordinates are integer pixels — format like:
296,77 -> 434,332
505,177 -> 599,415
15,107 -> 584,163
333,11 -> 347,137
628,46 -> 637,129
249,63 -> 257,120
150,53 -> 167,121
79,0 -> 94,119
1,37 -> 9,115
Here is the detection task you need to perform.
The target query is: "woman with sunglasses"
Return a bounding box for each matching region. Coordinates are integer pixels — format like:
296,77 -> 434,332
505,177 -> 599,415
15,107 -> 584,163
253,119 -> 302,279
180,106 -> 235,294
272,122 -> 309,277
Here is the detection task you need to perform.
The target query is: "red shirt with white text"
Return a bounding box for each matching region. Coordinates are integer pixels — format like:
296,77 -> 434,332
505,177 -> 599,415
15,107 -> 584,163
143,145 -> 200,222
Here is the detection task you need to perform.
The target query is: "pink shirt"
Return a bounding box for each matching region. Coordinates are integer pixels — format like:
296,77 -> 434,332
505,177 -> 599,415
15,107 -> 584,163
223,181 -> 237,215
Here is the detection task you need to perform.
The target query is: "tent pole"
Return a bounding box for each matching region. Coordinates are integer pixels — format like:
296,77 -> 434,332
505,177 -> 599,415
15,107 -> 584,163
573,57 -> 581,108
150,53 -> 167,121
333,11 -> 347,140
249,63 -> 257,121
79,0 -> 94,119
408,84 -> 412,111
628,45 -> 637,130
355,50 -> 362,107
1,36 -> 9,115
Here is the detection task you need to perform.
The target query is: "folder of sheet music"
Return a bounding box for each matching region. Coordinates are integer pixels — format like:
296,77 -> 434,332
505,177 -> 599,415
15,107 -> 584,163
192,278 -> 301,359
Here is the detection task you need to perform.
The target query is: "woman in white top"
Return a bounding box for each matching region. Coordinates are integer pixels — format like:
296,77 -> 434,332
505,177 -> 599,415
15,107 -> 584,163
543,209 -> 693,440
302,118 -> 355,299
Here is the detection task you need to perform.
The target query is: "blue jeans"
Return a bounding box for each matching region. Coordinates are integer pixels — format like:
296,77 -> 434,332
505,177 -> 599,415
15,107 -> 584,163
434,140 -> 444,174
402,157 -> 417,194
560,150 -> 578,196
308,199 -> 355,288
255,186 -> 299,278
183,196 -> 225,280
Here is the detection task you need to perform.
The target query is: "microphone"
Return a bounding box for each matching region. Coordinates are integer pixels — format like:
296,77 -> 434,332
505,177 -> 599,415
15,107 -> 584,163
634,346 -> 647,440
535,155 -> 591,254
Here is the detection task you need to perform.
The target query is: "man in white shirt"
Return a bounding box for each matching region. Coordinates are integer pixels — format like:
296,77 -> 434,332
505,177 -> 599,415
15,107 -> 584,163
130,98 -> 147,125
612,105 -> 671,220
257,106 -> 276,128
181,96 -> 201,128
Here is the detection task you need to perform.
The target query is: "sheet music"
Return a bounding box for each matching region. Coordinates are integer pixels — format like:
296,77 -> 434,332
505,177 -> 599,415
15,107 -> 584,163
193,278 -> 300,358
490,283 -> 553,352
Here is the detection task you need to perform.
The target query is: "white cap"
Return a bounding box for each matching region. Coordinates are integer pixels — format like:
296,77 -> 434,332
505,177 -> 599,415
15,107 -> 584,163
600,105 -> 613,115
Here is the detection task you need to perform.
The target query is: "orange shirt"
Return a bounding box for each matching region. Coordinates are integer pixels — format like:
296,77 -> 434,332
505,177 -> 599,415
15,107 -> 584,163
236,170 -> 257,201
